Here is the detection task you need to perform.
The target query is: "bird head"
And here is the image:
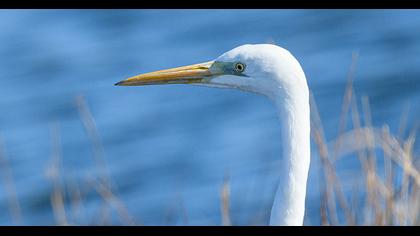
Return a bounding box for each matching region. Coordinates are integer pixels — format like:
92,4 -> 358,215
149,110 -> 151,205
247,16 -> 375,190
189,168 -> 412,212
115,44 -> 307,100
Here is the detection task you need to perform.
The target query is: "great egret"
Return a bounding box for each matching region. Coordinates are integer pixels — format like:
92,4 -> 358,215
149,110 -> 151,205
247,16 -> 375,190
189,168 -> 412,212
115,44 -> 310,226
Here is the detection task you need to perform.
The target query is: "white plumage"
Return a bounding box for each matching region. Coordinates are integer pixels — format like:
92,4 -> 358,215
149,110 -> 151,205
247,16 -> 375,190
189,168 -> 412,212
116,44 -> 311,226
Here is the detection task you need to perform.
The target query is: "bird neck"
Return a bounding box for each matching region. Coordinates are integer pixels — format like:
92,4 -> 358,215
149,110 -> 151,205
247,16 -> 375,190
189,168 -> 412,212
269,88 -> 311,226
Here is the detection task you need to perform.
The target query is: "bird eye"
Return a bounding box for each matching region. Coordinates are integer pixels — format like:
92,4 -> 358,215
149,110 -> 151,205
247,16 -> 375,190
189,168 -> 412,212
234,62 -> 245,73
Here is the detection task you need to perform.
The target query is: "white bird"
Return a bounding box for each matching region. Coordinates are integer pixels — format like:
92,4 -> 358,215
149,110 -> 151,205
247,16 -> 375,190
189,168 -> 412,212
115,44 -> 310,226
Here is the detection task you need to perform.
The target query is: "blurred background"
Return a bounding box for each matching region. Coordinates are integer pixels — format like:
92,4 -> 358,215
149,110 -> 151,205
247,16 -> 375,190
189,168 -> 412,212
0,9 -> 418,225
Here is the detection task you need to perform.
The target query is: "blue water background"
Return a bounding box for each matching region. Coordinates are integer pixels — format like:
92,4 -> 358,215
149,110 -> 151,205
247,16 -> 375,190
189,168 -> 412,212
0,10 -> 419,225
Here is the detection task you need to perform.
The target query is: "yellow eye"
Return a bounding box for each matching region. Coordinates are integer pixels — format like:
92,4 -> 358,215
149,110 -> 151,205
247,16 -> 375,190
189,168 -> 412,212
235,62 -> 245,73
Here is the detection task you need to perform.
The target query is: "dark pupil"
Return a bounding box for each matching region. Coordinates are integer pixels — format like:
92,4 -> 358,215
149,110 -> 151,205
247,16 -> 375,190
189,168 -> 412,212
236,64 -> 243,71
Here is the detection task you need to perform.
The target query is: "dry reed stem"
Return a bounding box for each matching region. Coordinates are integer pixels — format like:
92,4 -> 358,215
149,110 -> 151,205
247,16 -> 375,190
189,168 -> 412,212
75,95 -> 138,226
332,51 -> 359,162
310,92 -> 338,225
220,172 -> 232,226
75,95 -> 110,188
46,122 -> 68,226
310,52 -> 360,226
0,137 -> 22,225
67,179 -> 86,225
87,178 -> 137,225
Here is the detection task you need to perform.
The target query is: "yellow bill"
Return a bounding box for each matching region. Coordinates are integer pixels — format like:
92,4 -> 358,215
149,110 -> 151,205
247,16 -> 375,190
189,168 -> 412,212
115,61 -> 216,86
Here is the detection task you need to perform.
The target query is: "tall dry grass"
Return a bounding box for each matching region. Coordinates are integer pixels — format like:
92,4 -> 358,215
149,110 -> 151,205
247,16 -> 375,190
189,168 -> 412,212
309,52 -> 419,226
45,96 -> 137,226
